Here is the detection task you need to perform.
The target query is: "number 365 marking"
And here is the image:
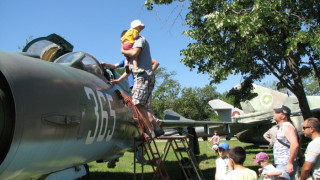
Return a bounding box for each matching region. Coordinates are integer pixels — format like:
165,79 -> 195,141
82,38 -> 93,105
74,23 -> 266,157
84,87 -> 116,144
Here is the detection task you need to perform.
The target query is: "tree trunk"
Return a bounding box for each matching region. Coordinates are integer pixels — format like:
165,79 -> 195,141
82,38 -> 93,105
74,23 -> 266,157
295,92 -> 312,119
287,56 -> 313,119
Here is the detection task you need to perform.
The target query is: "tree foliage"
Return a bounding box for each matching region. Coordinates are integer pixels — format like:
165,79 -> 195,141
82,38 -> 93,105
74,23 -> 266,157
173,85 -> 221,121
152,67 -> 221,120
303,75 -> 320,95
152,67 -> 181,118
146,0 -> 320,119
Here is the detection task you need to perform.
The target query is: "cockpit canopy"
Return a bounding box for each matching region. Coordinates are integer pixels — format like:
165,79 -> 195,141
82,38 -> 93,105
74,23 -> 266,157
22,33 -> 116,82
55,51 -> 104,78
22,34 -> 73,62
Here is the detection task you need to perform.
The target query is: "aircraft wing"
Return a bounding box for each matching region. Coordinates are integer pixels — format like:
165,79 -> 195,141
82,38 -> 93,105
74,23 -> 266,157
161,109 -> 274,142
161,109 -> 228,128
162,119 -> 228,128
162,109 -> 271,128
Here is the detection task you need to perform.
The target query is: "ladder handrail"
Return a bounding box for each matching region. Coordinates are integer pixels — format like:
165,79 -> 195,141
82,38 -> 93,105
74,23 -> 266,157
120,91 -> 170,180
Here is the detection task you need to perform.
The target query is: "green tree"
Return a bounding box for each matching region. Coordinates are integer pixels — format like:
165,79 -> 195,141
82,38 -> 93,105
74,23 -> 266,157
152,67 -> 221,120
146,0 -> 320,119
173,85 -> 221,121
152,67 -> 181,118
303,75 -> 320,95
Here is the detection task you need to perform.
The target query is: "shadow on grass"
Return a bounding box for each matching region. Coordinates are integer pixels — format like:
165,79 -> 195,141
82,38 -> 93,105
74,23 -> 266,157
86,160 -> 216,179
86,162 -> 261,180
86,144 -> 268,179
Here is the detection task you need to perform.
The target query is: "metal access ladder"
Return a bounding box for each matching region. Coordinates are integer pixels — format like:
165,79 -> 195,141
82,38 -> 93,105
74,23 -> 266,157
160,135 -> 204,180
120,91 -> 170,180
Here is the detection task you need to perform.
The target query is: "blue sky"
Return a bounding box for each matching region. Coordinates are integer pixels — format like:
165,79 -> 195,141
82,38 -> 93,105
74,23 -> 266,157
0,0 -> 276,93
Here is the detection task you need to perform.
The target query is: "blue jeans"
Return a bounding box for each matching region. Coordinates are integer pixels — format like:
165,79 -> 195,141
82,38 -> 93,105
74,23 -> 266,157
276,162 -> 298,180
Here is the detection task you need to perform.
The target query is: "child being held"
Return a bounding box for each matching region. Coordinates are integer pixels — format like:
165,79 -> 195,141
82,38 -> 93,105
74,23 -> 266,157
253,152 -> 282,180
121,20 -> 145,74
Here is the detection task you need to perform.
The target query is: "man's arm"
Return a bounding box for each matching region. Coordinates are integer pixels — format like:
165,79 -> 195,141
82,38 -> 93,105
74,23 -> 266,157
284,125 -> 299,174
122,47 -> 141,58
151,59 -> 160,71
299,161 -> 314,180
264,170 -> 282,178
263,130 -> 272,143
101,62 -> 120,69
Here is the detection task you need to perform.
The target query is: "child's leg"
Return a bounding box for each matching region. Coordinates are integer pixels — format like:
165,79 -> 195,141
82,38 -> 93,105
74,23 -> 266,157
125,58 -> 129,66
132,57 -> 145,73
133,58 -> 138,70
124,57 -> 130,74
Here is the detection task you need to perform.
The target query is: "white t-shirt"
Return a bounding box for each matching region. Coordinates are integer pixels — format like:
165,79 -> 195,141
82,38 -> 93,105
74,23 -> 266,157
224,168 -> 257,180
305,137 -> 320,179
262,164 -> 281,180
216,157 -> 229,180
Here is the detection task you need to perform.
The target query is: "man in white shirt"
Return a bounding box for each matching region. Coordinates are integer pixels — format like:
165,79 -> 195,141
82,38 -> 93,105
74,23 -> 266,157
299,117 -> 320,180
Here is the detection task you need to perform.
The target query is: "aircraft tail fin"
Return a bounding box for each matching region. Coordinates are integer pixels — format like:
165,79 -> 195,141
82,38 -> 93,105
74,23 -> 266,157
239,84 -> 288,113
164,109 -> 190,121
208,99 -> 243,122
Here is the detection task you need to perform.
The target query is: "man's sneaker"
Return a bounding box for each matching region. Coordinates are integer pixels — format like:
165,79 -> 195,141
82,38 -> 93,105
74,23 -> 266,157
125,65 -> 130,74
154,127 -> 164,137
133,68 -> 145,74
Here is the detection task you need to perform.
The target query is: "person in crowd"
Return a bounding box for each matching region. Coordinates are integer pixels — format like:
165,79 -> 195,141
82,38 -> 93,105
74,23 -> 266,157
273,105 -> 299,180
299,117 -> 320,180
215,142 -> 230,180
263,125 -> 278,149
253,152 -> 282,180
225,146 -> 258,180
209,130 -> 220,153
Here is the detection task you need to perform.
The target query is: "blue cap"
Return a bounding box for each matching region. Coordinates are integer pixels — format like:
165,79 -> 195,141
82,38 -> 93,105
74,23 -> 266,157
218,142 -> 229,150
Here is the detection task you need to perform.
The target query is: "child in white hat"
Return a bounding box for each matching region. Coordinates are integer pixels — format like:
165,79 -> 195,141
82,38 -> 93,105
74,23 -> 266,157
121,20 -> 145,74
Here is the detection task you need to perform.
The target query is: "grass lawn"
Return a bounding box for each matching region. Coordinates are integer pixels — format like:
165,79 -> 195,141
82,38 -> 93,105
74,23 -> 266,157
86,138 -> 273,179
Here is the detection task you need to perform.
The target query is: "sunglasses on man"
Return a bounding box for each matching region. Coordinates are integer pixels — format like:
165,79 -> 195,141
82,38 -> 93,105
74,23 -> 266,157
302,126 -> 311,130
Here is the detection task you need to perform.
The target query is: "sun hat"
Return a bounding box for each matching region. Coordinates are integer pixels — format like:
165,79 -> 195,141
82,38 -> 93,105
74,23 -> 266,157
218,142 -> 229,150
130,20 -> 145,29
253,152 -> 269,164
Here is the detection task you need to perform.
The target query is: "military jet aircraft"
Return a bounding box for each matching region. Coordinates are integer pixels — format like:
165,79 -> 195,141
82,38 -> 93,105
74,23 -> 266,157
205,84 -> 320,144
0,34 -> 231,180
0,34 -> 139,180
